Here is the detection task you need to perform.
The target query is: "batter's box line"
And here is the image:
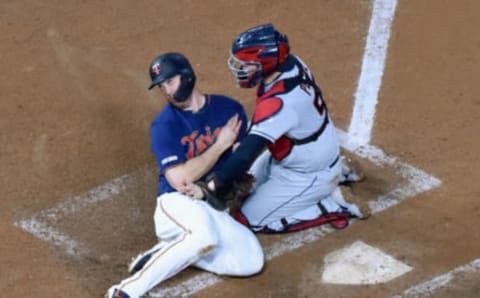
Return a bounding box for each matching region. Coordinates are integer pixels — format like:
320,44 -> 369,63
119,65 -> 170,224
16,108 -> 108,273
336,130 -> 442,214
394,258 -> 480,298
14,174 -> 132,257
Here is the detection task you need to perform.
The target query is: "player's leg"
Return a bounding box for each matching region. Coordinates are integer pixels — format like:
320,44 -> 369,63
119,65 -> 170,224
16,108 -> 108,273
193,203 -> 264,276
107,193 -> 220,298
128,241 -> 167,275
241,160 -> 343,231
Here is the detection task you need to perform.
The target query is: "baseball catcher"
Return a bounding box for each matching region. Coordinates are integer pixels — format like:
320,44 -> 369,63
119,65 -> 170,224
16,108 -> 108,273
196,23 -> 369,234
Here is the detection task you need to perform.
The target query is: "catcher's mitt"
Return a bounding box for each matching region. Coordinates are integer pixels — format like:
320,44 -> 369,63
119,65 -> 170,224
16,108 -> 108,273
197,173 -> 255,211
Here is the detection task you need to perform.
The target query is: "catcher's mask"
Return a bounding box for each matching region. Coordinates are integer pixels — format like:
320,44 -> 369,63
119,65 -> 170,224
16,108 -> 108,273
228,23 -> 290,88
148,52 -> 196,102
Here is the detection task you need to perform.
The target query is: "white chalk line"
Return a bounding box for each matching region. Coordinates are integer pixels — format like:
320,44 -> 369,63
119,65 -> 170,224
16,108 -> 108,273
14,174 -> 131,256
15,217 -> 86,257
394,258 -> 480,297
348,0 -> 398,146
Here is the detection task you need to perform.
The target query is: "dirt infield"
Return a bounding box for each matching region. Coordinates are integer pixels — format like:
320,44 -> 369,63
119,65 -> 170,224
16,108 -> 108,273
2,0 -> 480,297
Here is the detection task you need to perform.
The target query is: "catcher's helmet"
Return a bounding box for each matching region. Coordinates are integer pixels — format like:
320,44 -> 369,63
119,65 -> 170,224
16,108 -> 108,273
148,52 -> 196,102
228,24 -> 290,88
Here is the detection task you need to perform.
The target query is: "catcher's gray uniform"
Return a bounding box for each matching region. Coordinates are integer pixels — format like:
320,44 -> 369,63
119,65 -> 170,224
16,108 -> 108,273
241,56 -> 359,232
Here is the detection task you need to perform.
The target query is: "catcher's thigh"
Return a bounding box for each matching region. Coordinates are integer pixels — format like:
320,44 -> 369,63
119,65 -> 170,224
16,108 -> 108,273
241,161 -> 341,229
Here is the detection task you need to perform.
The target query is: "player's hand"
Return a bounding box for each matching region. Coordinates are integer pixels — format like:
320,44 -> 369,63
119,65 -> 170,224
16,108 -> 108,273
181,182 -> 205,200
216,114 -> 242,151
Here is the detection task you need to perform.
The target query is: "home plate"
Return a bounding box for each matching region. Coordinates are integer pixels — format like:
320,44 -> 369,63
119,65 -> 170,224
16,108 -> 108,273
322,240 -> 412,285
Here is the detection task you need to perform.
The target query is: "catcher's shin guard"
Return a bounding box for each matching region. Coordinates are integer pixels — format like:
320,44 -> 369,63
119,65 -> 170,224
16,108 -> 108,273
261,210 -> 351,233
339,156 -> 365,186
280,211 -> 351,232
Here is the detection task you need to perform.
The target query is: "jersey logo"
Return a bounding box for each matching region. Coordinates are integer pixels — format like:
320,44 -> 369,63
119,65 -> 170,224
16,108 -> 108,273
181,126 -> 221,159
151,62 -> 161,75
252,98 -> 283,124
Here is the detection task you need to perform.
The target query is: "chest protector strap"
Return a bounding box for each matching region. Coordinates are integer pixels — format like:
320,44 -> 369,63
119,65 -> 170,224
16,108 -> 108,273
258,60 -> 330,148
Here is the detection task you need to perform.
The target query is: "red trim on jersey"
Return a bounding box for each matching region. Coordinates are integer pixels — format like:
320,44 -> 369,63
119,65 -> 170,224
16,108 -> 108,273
252,98 -> 283,124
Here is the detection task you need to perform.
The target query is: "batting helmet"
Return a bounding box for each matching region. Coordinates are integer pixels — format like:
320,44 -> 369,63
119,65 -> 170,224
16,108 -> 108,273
148,52 -> 196,102
228,24 -> 290,88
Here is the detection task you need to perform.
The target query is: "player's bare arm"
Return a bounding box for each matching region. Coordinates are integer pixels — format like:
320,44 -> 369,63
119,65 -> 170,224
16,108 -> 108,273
165,114 -> 242,190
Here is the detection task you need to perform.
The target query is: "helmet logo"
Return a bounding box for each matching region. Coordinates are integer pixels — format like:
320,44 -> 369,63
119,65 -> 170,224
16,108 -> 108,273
151,62 -> 161,75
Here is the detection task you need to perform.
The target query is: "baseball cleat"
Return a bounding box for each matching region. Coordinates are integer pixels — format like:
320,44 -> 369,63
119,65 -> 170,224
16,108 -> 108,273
128,251 -> 154,275
331,187 -> 371,220
128,242 -> 165,275
105,287 -> 130,298
339,156 -> 365,186
339,188 -> 371,219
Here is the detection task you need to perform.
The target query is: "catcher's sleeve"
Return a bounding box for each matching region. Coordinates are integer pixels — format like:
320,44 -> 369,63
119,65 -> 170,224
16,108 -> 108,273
215,134 -> 269,192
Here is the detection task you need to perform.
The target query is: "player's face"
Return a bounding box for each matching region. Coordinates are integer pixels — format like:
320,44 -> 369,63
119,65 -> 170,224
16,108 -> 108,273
158,75 -> 181,102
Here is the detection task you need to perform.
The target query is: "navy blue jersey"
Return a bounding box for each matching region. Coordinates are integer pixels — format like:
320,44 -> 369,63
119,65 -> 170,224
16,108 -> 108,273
150,94 -> 248,195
